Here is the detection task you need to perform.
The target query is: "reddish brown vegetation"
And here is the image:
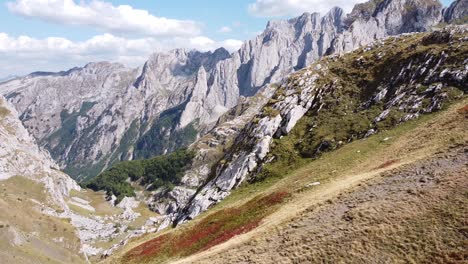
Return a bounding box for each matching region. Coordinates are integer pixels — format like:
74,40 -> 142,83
374,159 -> 400,170
123,191 -> 290,263
198,218 -> 261,252
456,104 -> 468,115
127,234 -> 170,258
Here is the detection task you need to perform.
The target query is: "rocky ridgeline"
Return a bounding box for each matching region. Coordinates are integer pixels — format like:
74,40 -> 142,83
442,0 -> 467,23
174,26 -> 467,224
177,68 -> 328,222
0,0 -> 453,181
146,86 -> 277,229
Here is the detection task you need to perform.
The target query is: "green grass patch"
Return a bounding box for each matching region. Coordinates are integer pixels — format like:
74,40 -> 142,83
67,202 -> 94,217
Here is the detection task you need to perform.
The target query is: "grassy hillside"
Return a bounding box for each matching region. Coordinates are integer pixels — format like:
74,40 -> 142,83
105,98 -> 466,264
0,176 -> 84,264
254,28 -> 466,184
101,26 -> 468,263
175,102 -> 467,264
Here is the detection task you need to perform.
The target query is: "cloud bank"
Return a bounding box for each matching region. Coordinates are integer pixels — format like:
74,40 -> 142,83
0,33 -> 243,76
7,0 -> 200,37
1,0 -> 244,77
248,0 -> 366,17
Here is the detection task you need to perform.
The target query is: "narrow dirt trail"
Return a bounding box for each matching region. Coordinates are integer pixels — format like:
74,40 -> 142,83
175,147 -> 467,263
172,160 -> 410,264
171,101 -> 468,264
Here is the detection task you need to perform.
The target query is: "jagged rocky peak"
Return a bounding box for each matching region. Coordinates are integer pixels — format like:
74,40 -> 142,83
346,0 -> 442,32
265,8 -> 345,36
237,8 -> 344,97
187,48 -> 232,71
178,66 -> 209,128
323,7 -> 346,28
443,0 -> 468,23
143,47 -> 231,77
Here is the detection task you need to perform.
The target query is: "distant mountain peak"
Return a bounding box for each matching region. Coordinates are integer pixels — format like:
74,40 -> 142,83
0,0 -> 452,182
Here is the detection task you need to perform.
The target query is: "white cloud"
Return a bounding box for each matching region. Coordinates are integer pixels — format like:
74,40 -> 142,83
1,1 -> 246,77
6,0 -> 201,37
220,39 -> 244,52
185,36 -> 242,52
248,0 -> 366,17
219,26 -> 233,33
0,33 -> 243,76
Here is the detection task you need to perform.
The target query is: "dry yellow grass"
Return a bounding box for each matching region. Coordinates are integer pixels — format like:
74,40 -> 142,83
0,176 -> 84,264
69,189 -> 123,217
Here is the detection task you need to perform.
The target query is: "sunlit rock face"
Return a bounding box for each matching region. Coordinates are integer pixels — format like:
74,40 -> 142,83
0,95 -> 80,210
443,0 -> 468,23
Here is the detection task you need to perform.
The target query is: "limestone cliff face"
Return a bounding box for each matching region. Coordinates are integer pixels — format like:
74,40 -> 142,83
0,95 -> 80,210
0,0 -> 445,181
443,0 -> 468,23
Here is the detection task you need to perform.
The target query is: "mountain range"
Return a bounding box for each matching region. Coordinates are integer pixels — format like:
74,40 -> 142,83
0,0 -> 467,262
0,0 -> 457,182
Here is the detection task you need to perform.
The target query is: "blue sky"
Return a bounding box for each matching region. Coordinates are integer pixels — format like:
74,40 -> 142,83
0,1 -> 267,42
0,0 -> 455,77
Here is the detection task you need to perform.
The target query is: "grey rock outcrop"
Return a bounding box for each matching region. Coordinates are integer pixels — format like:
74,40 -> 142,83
0,0 -> 445,182
443,0 -> 468,23
0,95 -> 80,210
177,67 -> 327,222
147,85 -> 277,220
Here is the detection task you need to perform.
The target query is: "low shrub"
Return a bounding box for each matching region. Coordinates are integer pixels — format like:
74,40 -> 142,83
123,191 -> 290,263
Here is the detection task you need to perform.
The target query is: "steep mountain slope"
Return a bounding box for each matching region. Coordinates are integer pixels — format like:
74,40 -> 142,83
0,96 -> 84,263
0,0 -> 445,181
113,86 -> 468,264
96,25 -> 467,263
175,26 -> 467,224
0,95 -> 79,210
176,143 -> 468,264
0,1 -> 464,263
0,96 -> 168,262
74,0 -> 465,239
